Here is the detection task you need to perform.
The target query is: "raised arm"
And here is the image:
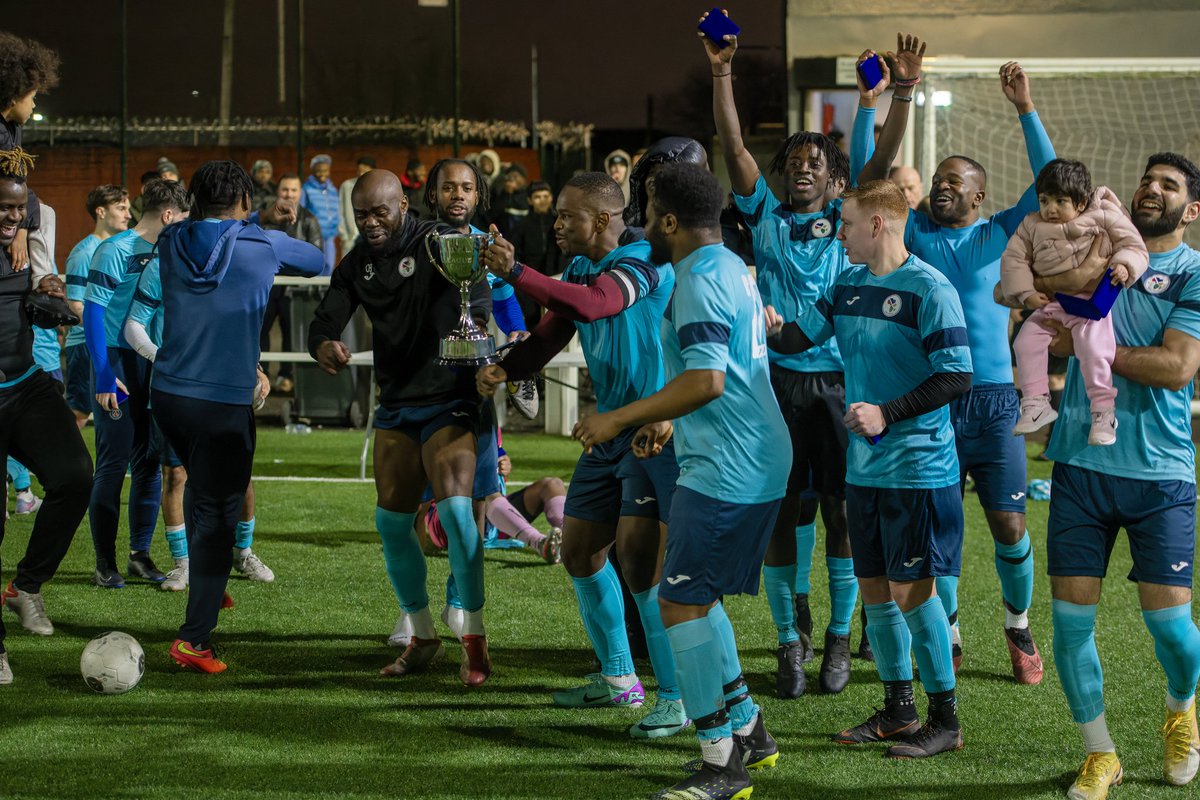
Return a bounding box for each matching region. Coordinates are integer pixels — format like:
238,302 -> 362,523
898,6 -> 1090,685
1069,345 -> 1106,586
995,62 -> 1057,233
856,34 -> 926,184
699,10 -> 760,197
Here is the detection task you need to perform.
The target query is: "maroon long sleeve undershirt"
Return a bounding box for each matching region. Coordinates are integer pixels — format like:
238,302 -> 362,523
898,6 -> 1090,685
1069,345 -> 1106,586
509,262 -> 628,323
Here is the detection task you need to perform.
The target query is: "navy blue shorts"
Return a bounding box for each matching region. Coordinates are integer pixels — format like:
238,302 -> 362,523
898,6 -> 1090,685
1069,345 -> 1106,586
659,486 -> 781,604
63,343 -> 91,414
950,384 -> 1027,513
770,367 -> 847,497
846,483 -> 964,581
563,426 -> 679,525
148,416 -> 182,468
1047,462 -> 1196,587
375,397 -> 486,443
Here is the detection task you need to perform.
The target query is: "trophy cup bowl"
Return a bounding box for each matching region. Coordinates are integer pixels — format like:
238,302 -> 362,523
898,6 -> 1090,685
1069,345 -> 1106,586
424,230 -> 499,366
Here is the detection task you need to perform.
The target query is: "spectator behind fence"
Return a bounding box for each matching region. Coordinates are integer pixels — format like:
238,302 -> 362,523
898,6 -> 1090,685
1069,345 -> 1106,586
251,159 -> 275,209
401,158 -> 429,220
337,156 -> 375,252
303,154 -> 339,271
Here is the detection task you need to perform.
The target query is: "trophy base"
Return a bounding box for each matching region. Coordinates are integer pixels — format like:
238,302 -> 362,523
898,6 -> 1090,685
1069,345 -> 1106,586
436,332 -> 499,367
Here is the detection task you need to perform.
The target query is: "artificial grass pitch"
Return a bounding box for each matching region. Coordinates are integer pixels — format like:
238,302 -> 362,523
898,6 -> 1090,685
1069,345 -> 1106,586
0,428 -> 1195,799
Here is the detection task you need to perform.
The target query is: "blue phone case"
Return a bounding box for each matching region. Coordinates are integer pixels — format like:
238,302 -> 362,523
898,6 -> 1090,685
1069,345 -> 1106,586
857,55 -> 884,88
698,8 -> 740,49
115,387 -> 129,405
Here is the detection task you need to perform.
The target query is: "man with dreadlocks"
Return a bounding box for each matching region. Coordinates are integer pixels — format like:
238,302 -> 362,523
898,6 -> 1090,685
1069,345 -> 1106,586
702,15 -> 927,700
0,148 -> 93,684
310,169 -> 496,687
153,161 -> 326,673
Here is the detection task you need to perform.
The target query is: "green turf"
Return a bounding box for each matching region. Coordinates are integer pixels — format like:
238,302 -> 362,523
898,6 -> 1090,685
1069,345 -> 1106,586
0,428 -> 1195,799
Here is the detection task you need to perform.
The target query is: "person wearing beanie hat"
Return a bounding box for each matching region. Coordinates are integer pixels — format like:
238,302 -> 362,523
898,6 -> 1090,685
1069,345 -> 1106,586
156,157 -> 181,183
302,154 -> 339,270
251,159 -> 275,209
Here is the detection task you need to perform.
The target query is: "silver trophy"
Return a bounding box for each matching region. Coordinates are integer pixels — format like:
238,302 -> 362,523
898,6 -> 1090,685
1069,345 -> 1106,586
424,230 -> 499,366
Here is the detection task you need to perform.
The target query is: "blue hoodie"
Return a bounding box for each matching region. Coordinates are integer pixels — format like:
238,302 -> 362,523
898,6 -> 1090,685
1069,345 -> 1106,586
301,175 -> 340,239
154,218 -> 327,405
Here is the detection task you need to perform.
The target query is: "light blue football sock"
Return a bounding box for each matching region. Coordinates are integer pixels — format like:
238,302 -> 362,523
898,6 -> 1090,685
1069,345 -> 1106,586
445,576 -> 463,610
375,507 -> 428,613
826,556 -> 858,636
666,617 -> 729,741
633,586 -> 679,700
234,517 -> 256,550
994,532 -> 1034,612
763,564 -> 800,645
936,575 -> 960,631
865,601 -> 913,682
708,602 -> 757,732
571,562 -> 633,677
1143,603 -> 1200,705
165,525 -> 189,559
437,496 -> 484,613
904,596 -> 956,694
795,523 -> 816,595
6,458 -> 30,492
1052,600 -> 1104,723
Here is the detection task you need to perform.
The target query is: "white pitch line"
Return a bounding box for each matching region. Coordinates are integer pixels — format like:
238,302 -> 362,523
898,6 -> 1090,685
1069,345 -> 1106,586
252,475 -> 537,488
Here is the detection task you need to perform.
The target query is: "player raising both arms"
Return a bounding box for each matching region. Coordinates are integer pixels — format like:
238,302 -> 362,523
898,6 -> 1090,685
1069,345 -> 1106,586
768,180 -> 972,759
310,169 -> 496,687
702,10 -> 927,697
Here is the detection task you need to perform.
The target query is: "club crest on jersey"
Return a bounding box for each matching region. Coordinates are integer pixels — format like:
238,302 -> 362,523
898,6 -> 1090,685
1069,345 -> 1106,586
1143,273 -> 1170,294
810,218 -> 833,239
399,257 -> 416,278
882,294 -> 902,317
363,261 -> 376,281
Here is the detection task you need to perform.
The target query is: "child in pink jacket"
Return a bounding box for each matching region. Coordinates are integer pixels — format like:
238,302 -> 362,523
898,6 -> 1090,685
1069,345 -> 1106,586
1000,159 -> 1148,446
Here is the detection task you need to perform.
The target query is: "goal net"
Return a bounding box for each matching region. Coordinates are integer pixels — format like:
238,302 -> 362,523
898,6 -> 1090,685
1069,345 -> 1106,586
911,59 -> 1200,247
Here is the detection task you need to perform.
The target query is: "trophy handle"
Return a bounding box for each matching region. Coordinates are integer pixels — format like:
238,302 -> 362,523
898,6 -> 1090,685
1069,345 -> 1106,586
424,230 -> 443,270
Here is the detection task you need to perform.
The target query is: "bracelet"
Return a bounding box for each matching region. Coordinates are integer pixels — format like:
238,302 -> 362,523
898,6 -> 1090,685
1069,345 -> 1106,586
893,94 -> 914,103
712,70 -> 731,78
894,76 -> 921,87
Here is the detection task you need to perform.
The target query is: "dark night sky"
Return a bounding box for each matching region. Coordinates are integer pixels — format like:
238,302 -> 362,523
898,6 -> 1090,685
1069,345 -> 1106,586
7,1 -> 783,131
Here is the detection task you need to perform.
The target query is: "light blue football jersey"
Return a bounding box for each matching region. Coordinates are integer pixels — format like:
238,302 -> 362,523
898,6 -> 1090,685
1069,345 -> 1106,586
798,254 -> 972,489
1046,243 -> 1200,484
663,243 -> 790,505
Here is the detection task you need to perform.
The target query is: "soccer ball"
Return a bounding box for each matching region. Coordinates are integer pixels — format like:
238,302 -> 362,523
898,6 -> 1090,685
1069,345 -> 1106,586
80,631 -> 145,694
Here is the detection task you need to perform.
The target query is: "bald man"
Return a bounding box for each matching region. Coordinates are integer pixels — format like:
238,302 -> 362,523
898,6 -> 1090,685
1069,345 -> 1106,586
888,165 -> 926,211
308,169 -> 497,687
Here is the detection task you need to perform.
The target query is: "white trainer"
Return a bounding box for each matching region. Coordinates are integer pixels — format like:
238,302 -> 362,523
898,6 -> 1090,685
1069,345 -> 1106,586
161,559 -> 189,592
0,652 -> 11,685
508,379 -> 539,420
1088,409 -> 1117,446
233,549 -> 275,582
1013,394 -> 1058,435
3,584 -> 53,635
388,612 -> 413,648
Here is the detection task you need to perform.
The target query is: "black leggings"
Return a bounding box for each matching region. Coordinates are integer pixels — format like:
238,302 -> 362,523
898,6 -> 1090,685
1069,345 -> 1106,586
0,371 -> 93,651
151,389 -> 255,647
259,286 -> 293,379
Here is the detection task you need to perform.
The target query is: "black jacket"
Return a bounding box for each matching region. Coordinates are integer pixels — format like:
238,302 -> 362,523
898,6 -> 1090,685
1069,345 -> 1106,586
308,215 -> 492,408
512,211 -> 566,276
259,202 -> 322,248
0,247 -> 34,380
0,120 -> 40,231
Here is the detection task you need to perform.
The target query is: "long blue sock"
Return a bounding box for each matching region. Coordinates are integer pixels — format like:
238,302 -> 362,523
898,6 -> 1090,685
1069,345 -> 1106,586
666,617 -> 730,741
763,565 -> 799,644
633,586 -> 679,700
6,457 -> 30,491
437,496 -> 484,613
994,532 -> 1034,612
708,602 -> 757,732
571,562 -> 633,676
1052,600 -> 1104,723
826,557 -> 857,636
374,507 -> 427,613
936,575 -> 960,631
166,525 -> 189,559
234,517 -> 255,550
795,523 -> 816,595
865,601 -> 913,681
1143,603 -> 1200,704
904,597 -> 956,694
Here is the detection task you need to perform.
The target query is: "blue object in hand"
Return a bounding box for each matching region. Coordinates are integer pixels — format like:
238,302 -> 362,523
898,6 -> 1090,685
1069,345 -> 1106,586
1055,268 -> 1121,321
698,8 -> 740,48
866,427 -> 890,446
